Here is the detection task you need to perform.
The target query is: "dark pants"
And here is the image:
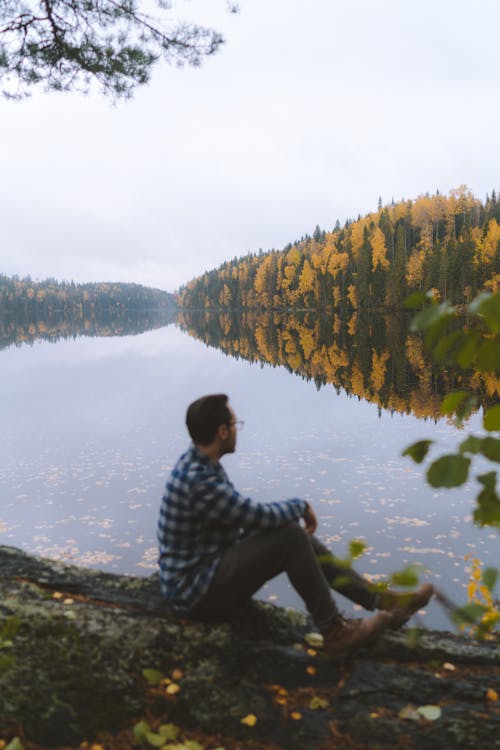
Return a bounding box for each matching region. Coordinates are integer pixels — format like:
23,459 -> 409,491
189,522 -> 377,632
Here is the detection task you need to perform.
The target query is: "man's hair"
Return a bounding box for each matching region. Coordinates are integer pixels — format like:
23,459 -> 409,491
186,394 -> 232,445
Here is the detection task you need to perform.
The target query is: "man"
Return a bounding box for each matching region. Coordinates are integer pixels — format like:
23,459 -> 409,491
158,394 -> 433,660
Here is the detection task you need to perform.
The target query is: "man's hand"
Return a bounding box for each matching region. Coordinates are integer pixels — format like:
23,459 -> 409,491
302,502 -> 317,534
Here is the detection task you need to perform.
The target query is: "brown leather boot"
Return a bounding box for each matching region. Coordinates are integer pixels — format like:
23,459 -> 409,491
321,611 -> 393,662
377,583 -> 434,629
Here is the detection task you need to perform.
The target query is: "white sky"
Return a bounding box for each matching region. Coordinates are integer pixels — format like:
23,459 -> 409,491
1,0 -> 499,292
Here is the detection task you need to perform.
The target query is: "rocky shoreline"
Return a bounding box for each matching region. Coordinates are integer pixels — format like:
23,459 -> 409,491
0,545 -> 498,749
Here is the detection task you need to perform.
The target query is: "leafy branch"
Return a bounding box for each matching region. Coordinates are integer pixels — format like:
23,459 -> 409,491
0,0 -> 226,98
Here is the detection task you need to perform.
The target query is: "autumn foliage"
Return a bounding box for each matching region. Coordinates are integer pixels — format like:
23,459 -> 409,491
178,187 -> 500,312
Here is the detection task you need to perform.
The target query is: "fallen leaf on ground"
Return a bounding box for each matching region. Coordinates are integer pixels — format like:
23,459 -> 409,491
240,714 -> 257,727
417,705 -> 442,721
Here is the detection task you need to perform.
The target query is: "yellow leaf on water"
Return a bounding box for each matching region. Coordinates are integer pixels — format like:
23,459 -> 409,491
240,714 -> 257,727
486,689 -> 498,702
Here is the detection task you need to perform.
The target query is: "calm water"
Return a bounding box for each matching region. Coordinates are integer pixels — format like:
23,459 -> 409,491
0,320 -> 496,630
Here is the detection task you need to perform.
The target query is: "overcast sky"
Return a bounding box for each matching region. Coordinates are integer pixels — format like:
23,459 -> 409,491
1,0 -> 499,292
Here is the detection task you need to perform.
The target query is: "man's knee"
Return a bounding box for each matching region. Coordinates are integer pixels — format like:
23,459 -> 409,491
278,520 -> 310,547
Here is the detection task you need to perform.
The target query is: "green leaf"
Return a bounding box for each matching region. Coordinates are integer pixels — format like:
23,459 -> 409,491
469,291 -> 494,315
6,739 -> 25,750
389,564 -> 421,588
482,567 -> 499,592
348,539 -> 367,560
432,330 -> 464,363
483,404 -> 500,431
142,668 -> 164,686
459,436 -> 483,454
456,332 -> 481,368
476,340 -> 500,372
480,437 -> 500,462
402,440 -> 433,464
441,391 -> 469,416
158,724 -> 180,741
184,741 -> 205,750
452,603 -> 488,626
410,302 -> 454,332
133,720 -> 151,744
404,291 -> 428,309
469,291 -> 500,332
426,454 -> 470,488
145,731 -> 167,748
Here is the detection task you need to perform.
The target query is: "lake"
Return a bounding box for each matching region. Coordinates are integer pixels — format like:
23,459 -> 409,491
0,314 -> 497,631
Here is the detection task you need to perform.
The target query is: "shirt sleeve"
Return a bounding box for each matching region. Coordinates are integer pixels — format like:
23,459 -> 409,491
190,469 -> 307,531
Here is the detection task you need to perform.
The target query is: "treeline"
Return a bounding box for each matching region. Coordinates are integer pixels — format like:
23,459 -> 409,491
0,276 -> 177,351
177,309 -> 500,420
0,275 -> 176,316
177,187 -> 500,311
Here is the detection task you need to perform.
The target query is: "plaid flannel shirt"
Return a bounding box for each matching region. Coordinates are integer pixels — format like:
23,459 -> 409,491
158,443 -> 307,614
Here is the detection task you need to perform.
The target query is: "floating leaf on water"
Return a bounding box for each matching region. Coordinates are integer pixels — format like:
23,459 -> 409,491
417,705 -> 442,721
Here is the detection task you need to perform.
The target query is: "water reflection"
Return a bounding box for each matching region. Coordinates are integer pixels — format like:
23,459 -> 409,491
0,311 -> 496,631
177,309 -> 500,419
0,303 -> 176,351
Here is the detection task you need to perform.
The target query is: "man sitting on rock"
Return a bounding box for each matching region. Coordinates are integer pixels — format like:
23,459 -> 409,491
158,394 -> 433,660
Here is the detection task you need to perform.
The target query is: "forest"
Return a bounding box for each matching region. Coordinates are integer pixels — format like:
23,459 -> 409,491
177,187 -> 500,312
0,276 -> 176,350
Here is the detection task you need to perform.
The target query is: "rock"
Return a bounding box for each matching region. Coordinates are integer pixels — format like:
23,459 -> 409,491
0,545 -> 498,749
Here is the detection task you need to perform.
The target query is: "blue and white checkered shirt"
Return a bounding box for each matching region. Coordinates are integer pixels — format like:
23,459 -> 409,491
158,443 -> 307,614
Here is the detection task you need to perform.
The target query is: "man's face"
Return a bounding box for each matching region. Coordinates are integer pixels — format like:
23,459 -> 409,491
220,406 -> 238,456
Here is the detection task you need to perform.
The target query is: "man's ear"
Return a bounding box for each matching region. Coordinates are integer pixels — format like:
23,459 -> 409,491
217,423 -> 229,440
